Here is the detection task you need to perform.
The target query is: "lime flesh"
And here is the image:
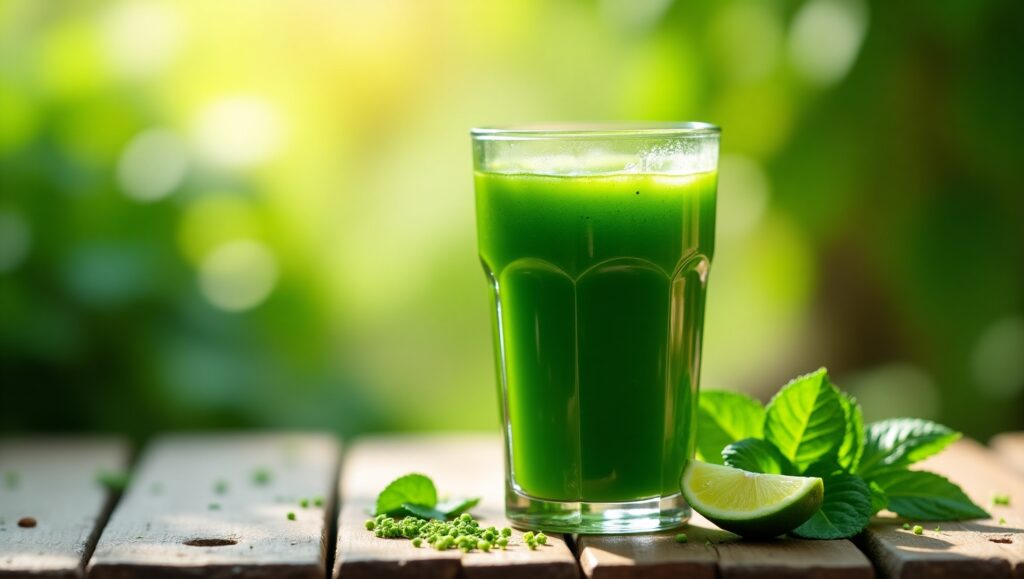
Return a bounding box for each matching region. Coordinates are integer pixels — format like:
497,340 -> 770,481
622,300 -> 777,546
681,461 -> 823,539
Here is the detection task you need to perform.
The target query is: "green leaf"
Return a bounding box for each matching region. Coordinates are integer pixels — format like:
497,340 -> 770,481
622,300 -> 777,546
437,497 -> 481,518
870,470 -> 989,520
696,391 -> 765,465
837,391 -> 864,470
397,503 -> 447,520
375,473 -> 438,515
764,368 -> 847,470
867,480 -> 888,515
722,438 -> 794,475
803,458 -> 842,478
790,472 -> 872,539
857,419 -> 961,478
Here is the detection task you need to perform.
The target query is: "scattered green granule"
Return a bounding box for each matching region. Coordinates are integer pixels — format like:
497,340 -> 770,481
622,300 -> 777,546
992,493 -> 1011,506
96,470 -> 130,492
934,525 -> 941,532
313,496 -> 324,507
3,471 -> 19,490
366,512 -> 522,553
675,533 -> 688,543
912,525 -> 924,535
208,503 -> 221,511
299,498 -> 310,508
252,468 -> 272,486
286,512 -> 296,521
214,480 -> 229,495
536,532 -> 548,545
902,523 -> 911,530
999,517 -> 1007,525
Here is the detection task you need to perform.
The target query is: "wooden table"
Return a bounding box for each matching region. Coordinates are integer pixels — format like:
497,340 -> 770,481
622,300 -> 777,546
1,432 -> 1021,578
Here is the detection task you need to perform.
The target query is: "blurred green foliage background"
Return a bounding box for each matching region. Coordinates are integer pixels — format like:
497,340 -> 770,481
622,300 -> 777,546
1,0 -> 1022,440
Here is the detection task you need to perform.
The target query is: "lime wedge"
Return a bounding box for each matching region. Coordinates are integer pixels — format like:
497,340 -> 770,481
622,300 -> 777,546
681,460 -> 823,539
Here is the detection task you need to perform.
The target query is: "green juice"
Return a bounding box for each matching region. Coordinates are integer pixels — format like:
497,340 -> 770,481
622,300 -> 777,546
476,169 -> 717,503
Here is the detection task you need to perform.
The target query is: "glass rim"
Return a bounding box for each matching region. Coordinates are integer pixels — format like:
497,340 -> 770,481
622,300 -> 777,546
470,121 -> 720,141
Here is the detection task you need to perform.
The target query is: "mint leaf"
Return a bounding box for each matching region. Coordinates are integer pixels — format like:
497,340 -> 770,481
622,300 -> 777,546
398,503 -> 447,520
791,472 -> 872,539
803,458 -> 842,478
837,392 -> 864,470
870,470 -> 988,520
375,473 -> 438,515
867,480 -> 888,515
697,391 -> 765,465
764,368 -> 847,471
857,419 -> 961,478
722,438 -> 794,475
437,497 -> 480,518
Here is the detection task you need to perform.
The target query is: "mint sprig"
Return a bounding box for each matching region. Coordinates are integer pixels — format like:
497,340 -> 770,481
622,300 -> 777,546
791,472 -> 871,539
374,473 -> 481,520
697,391 -> 764,465
705,367 -> 988,540
375,473 -> 438,515
764,369 -> 847,470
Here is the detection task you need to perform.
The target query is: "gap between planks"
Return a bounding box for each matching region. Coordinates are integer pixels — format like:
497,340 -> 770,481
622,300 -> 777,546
86,432 -> 340,579
334,434 -> 579,579
0,437 -> 129,579
856,438 -> 1024,579
577,512 -> 873,579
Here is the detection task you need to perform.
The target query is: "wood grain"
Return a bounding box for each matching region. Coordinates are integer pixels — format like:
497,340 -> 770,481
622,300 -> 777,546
992,433 -> 1024,479
333,435 -> 578,579
857,439 -> 1024,579
0,437 -> 129,579
86,433 -> 339,579
578,512 -> 872,579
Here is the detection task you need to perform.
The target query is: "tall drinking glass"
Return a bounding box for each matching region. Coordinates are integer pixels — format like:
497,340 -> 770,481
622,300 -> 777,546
472,123 -> 719,533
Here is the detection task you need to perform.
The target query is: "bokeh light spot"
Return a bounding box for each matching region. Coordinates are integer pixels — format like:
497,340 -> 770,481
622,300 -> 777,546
199,239 -> 278,312
178,194 -> 263,265
102,0 -> 184,78
971,315 -> 1024,399
845,364 -> 940,421
0,210 -> 32,273
717,154 -> 770,238
116,128 -> 189,202
788,0 -> 868,86
194,96 -> 284,169
599,0 -> 674,33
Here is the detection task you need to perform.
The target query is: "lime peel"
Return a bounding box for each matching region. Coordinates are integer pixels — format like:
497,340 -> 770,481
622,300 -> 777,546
682,460 -> 823,539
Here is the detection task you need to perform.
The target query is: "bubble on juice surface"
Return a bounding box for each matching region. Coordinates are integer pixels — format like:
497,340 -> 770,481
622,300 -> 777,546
486,140 -> 717,177
624,138 -> 718,175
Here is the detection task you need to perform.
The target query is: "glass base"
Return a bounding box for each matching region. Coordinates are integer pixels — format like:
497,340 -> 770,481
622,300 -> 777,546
506,487 -> 690,534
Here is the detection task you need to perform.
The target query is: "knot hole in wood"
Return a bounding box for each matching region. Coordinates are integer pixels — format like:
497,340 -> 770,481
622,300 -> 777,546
183,538 -> 238,547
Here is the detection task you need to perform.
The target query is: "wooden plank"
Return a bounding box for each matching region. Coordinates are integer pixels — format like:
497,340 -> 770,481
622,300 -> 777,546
333,435 -> 578,579
576,514 -> 720,579
87,433 -> 339,579
577,512 -> 873,579
992,433 -> 1024,478
857,439 -> 1024,579
715,530 -> 874,579
0,437 -> 129,579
